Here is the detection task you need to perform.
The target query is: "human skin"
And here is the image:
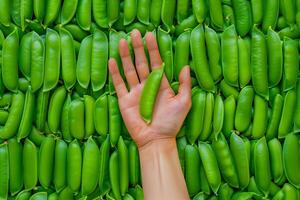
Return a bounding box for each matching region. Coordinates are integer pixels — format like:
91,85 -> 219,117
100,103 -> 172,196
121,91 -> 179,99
108,29 -> 191,200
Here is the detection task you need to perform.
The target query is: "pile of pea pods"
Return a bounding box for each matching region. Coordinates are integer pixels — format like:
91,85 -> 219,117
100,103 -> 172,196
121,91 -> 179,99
0,0 -> 300,199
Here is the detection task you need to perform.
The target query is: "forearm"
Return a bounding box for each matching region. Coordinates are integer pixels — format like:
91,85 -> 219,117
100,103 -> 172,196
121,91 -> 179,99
139,138 -> 189,200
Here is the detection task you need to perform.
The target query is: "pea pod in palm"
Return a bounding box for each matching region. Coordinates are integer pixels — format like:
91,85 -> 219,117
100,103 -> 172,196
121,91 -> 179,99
44,0 -> 61,26
67,139 -> 82,192
82,137 -> 100,196
283,37 -> 299,91
60,0 -> 78,25
185,145 -> 201,196
251,26 -> 268,100
221,25 -> 238,87
17,86 -> 35,141
232,0 -> 252,36
44,29 -> 60,92
69,99 -> 85,140
11,0 -> 33,30
94,94 -> 108,136
191,25 -> 215,92
23,139 -> 38,191
2,29 -> 19,92
174,30 -> 190,81
140,65 -> 164,123
0,92 -> 24,140
0,142 -> 9,200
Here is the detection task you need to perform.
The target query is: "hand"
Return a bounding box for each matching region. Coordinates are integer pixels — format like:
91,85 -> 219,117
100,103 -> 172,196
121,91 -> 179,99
108,29 -> 192,148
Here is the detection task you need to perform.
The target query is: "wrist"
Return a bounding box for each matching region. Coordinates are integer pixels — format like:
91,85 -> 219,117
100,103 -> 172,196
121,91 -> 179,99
138,137 -> 177,155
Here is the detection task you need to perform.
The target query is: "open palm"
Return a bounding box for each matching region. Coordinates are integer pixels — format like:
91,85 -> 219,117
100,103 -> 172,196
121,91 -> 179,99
109,30 -> 191,148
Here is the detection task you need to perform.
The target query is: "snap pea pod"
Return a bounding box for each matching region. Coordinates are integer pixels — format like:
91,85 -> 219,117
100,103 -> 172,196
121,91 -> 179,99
83,95 -> 95,139
48,86 -> 67,134
191,25 -> 215,92
199,163 -> 211,196
29,192 -> 47,200
223,95 -> 236,138
262,0 -> 279,32
221,25 -> 238,88
77,35 -> 92,89
31,32 -> 44,92
176,0 -> 190,23
8,138 -> 23,195
283,134 -> 300,189
76,0 -> 91,30
23,139 -> 38,191
93,0 -> 108,28
140,65 -> 164,123
129,141 -> 140,186
67,139 -> 82,192
230,133 -> 250,190
282,0 -> 296,25
15,190 -> 31,200
0,0 -> 11,26
283,37 -> 299,91
199,93 -> 214,141
60,0 -> 78,25
64,24 -> 89,42
118,136 -> 129,196
28,126 -> 45,146
205,26 -> 222,82
157,27 -> 173,82
98,136 -> 111,195
43,29 -> 60,92
39,135 -> 55,189
0,92 -> 12,109
278,89 -> 296,138
161,0 -> 176,31
295,79 -> 300,132
212,95 -> 224,137
19,32 -> 32,79
222,5 -> 235,27
82,137 -> 100,196
175,15 -> 198,36
251,0 -> 263,25
0,110 -> 8,125
44,0 -> 61,26
185,145 -> 201,196
174,30 -> 190,81
110,150 -> 121,200
208,0 -> 223,30
0,142 -> 8,200
192,0 -> 207,23
35,89 -> 50,131
109,95 -> 121,147
251,26 -> 268,100
60,28 -> 76,90
2,29 -> 19,92
0,92 -> 24,140
11,0 -> 33,30
17,86 -> 35,141
123,0 -> 136,25
108,0 -> 120,27
238,37 -> 251,88
53,139 -> 67,192
266,94 -> 283,140
219,80 -> 239,100
268,138 -> 284,184
137,0 -> 150,25
232,0 -> 252,36
251,95 -> 268,139
94,94 -> 108,136
69,99 -> 85,140
18,78 -> 30,93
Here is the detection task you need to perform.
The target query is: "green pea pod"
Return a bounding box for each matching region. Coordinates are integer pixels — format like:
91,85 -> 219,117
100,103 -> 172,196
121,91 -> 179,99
0,93 -> 12,109
283,37 -> 299,91
238,37 -> 251,88
232,0 -> 252,36
140,65 -> 164,123
186,89 -> 206,144
212,133 -> 239,188
221,25 -> 238,87
8,138 -> 23,195
39,135 -> 55,189
252,95 -> 268,139
64,24 -> 89,42
91,29 -> 108,91
43,29 -> 60,92
29,192 -> 47,200
254,137 -> 271,194
94,94 -> 108,136
58,187 -> 73,200
0,142 -> 8,200
278,26 -> 300,39
118,136 -> 129,196
262,0 -> 279,32
67,139 -> 82,192
2,29 -> 19,92
108,0 -> 120,26
277,16 -> 288,30
0,111 -> 8,125
283,134 -> 300,188
110,150 -> 122,200
176,0 -> 190,23
99,136 -> 111,195
251,0 -> 263,25
48,192 -> 58,200
175,15 -> 198,36
77,35 -> 92,89
247,177 -> 264,197
124,0 -> 136,25
0,0 -> 11,26
60,0 -> 78,25
267,28 -> 282,87
76,0 -> 91,30
192,0 -> 207,23
199,163 -> 211,195
208,0 -> 223,30
230,133 -> 250,190
295,79 -> 300,132
82,137 -> 100,195
19,32 -> 32,79
212,95 -> 224,137
199,93 -> 214,141
266,94 -> 283,140
0,92 -> 24,140
35,89 -> 50,131
185,145 -> 201,196
16,190 -> 31,200
23,139 -> 38,190
137,0 -> 150,24
218,183 -> 234,200
251,26 -> 268,100
128,141 -> 140,186
69,99 -> 85,140
109,95 -> 121,147
282,0 -> 296,25
174,30 -> 190,81
84,95 -> 95,138
28,126 -> 45,146
219,80 -> 239,100
235,86 -> 254,133
93,0 -> 108,28
44,0 -> 60,26
60,94 -> 73,142
18,78 -> 30,93
48,86 -> 67,133
157,27 -> 173,82
150,0 -> 162,26
53,139 -> 67,192
222,5 -> 235,27
205,26 -> 222,82
17,86 -> 35,141
268,138 -> 284,184
60,28 -> 76,90
161,0 -> 176,31
278,89 -> 296,138
31,32 -> 45,92
11,0 -> 33,30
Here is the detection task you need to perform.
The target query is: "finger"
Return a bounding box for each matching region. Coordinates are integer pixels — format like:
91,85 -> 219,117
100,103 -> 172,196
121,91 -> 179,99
119,39 -> 139,88
175,66 -> 192,107
145,32 -> 162,69
108,58 -> 128,98
131,29 -> 149,81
